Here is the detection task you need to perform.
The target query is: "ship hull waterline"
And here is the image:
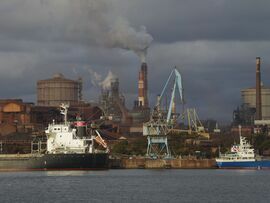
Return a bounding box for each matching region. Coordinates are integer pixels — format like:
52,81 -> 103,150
216,160 -> 270,169
0,153 -> 109,171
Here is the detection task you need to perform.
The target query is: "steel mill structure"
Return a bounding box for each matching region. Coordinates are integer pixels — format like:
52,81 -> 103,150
233,57 -> 270,126
99,78 -> 130,124
37,73 -> 82,107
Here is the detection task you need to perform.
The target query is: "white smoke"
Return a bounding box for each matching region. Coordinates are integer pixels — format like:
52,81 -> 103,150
39,0 -> 153,62
83,66 -> 102,87
107,18 -> 153,62
99,71 -> 117,90
83,66 -> 116,90
72,67 -> 78,76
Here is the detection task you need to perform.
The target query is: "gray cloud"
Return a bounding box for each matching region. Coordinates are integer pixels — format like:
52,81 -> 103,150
0,0 -> 270,123
120,0 -> 270,42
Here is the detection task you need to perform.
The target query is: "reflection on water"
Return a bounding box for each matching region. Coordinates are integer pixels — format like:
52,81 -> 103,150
46,171 -> 89,176
45,170 -> 108,176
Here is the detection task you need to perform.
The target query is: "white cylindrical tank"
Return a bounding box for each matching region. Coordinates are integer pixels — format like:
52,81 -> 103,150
241,87 -> 270,120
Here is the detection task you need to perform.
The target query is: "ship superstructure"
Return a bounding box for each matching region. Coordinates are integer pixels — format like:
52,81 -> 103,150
46,104 -> 95,154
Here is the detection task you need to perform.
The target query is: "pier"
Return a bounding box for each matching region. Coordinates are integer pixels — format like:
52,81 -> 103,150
109,157 -> 216,169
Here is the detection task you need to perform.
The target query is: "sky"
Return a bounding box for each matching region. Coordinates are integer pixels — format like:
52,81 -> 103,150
0,0 -> 270,123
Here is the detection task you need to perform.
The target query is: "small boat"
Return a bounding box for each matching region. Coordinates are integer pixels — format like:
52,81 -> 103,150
216,126 -> 270,169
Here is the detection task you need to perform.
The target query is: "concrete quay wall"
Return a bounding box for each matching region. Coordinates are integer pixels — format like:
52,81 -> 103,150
110,158 -> 216,169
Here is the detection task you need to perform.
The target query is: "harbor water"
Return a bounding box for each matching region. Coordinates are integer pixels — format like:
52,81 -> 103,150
0,169 -> 270,202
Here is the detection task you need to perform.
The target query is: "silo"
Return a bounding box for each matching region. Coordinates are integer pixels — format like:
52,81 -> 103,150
37,73 -> 82,107
241,87 -> 270,120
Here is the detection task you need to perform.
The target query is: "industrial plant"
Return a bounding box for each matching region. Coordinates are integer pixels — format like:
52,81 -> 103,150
1,54 -> 270,168
233,57 -> 270,136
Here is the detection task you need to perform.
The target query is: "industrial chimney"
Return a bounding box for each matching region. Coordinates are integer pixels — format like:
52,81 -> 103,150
256,57 -> 262,120
138,62 -> 149,108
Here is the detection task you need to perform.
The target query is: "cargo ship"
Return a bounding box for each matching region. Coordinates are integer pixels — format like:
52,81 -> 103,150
216,126 -> 270,169
0,104 -> 109,171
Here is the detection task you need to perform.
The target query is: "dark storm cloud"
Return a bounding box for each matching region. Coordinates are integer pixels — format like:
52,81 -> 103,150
0,0 -> 270,122
123,0 -> 270,43
147,40 -> 270,121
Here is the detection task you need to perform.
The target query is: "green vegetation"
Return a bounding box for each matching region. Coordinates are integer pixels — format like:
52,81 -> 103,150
111,138 -> 147,156
254,133 -> 270,155
111,134 -> 214,158
111,140 -> 129,155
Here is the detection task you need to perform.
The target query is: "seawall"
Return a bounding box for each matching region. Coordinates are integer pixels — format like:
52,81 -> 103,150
109,158 -> 216,169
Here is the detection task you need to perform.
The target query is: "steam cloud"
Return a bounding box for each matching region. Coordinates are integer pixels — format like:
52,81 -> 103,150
83,66 -> 116,90
99,71 -> 117,90
40,0 -> 153,62
107,18 -> 153,63
83,67 -> 102,87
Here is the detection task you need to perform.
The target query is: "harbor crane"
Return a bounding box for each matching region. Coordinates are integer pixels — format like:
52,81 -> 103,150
143,68 -> 184,158
186,108 -> 209,138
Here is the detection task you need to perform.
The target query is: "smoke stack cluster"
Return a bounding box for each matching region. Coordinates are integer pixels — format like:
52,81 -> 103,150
256,57 -> 262,120
138,62 -> 149,108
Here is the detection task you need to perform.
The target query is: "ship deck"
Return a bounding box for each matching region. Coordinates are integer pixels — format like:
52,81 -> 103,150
0,154 -> 43,159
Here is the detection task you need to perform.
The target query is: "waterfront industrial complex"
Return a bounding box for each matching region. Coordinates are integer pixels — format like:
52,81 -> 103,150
0,56 -> 270,169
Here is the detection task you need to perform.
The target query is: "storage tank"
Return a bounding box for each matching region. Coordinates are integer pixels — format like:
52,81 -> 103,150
241,86 -> 270,120
37,73 -> 82,107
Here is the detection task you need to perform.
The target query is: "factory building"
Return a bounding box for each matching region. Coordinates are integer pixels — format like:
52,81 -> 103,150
241,87 -> 270,120
0,98 -> 103,136
0,99 -> 61,136
0,73 -> 101,136
99,65 -> 151,135
0,99 -> 33,136
233,57 -> 270,126
37,73 -> 82,107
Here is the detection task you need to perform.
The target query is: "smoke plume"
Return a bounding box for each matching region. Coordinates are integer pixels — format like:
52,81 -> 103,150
107,18 -> 153,63
83,66 -> 102,87
99,71 -> 117,90
40,0 -> 153,62
83,66 -> 117,90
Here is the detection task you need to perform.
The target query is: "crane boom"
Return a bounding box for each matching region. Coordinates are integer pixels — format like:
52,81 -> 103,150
157,68 -> 184,123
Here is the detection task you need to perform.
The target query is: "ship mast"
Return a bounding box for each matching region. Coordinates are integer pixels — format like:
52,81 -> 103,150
60,103 -> 69,125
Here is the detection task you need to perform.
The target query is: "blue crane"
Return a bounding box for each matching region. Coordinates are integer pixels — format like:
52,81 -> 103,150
157,67 -> 184,123
143,67 -> 184,158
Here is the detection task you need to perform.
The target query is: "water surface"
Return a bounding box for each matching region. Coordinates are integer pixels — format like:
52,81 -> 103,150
0,169 -> 269,202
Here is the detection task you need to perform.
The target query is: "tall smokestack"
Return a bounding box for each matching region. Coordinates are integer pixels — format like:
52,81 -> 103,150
138,62 -> 149,107
256,57 -> 262,120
